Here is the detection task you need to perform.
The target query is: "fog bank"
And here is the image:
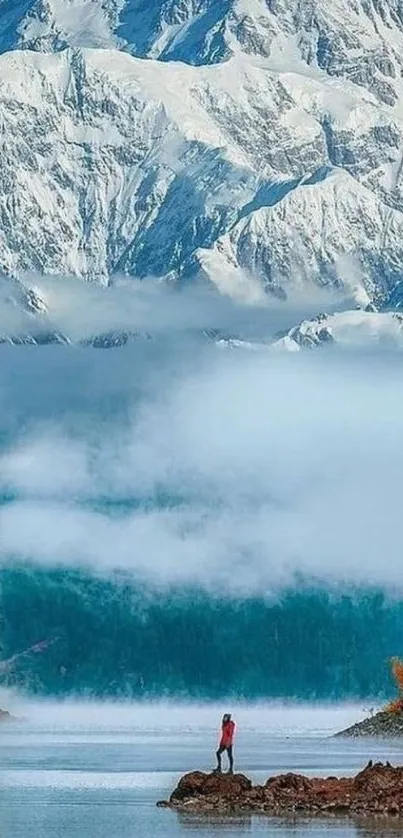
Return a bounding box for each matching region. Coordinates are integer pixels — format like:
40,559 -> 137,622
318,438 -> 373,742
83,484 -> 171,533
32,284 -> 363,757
0,344 -> 402,592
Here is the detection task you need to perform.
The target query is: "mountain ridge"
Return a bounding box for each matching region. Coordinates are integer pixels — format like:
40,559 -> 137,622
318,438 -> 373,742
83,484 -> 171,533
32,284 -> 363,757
1,1 -> 403,314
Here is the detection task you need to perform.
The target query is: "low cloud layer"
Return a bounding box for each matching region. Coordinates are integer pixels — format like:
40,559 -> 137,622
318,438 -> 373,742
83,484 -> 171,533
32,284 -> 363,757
0,338 -> 402,593
0,272 -> 347,342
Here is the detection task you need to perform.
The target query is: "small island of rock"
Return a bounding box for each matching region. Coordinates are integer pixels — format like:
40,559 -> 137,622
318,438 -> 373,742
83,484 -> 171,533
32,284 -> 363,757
336,708 -> 403,738
158,762 -> 403,816
336,657 -> 403,737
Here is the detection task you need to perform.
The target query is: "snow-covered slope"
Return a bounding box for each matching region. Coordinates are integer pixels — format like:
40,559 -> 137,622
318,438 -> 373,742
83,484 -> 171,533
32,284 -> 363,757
273,309 -> 403,350
1,44 -> 403,303
2,1 -> 403,306
0,49 -> 263,282
6,0 -> 403,103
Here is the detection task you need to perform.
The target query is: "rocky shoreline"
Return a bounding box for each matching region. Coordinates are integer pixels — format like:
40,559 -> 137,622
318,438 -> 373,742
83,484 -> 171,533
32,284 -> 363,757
158,763 -> 403,816
335,709 -> 403,738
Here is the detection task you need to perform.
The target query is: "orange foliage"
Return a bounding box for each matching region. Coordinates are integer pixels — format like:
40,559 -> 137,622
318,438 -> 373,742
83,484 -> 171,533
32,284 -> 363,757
391,657 -> 403,693
384,658 -> 403,714
386,698 -> 403,715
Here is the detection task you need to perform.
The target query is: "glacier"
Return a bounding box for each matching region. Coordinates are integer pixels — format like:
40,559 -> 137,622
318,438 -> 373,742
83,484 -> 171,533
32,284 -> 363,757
1,0 -> 403,317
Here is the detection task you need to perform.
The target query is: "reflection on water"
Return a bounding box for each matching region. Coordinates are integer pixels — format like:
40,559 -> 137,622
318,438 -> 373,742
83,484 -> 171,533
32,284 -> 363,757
176,812 -> 403,837
2,786 -> 402,838
354,819 -> 402,838
176,812 -> 253,832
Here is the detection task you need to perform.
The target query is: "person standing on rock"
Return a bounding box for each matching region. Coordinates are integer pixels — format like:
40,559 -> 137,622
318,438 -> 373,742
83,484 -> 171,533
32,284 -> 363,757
214,713 -> 236,774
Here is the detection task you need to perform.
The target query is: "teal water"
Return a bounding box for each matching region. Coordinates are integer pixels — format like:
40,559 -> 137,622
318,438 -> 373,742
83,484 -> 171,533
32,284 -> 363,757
1,704 -> 402,838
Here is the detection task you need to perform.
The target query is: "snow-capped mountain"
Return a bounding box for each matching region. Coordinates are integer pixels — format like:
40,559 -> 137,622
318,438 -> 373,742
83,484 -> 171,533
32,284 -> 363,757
273,309 -> 403,350
6,0 -> 403,92
2,0 -> 403,310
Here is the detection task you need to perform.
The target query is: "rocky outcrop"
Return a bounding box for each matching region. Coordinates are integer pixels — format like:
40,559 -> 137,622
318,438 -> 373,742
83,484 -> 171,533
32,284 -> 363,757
336,709 -> 403,738
158,763 -> 403,816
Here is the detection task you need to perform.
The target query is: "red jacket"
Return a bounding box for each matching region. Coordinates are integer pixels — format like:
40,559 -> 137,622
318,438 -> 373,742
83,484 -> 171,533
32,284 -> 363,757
220,720 -> 235,748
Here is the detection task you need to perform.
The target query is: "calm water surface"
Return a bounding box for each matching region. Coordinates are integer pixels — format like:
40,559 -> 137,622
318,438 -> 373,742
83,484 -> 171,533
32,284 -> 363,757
1,703 -> 403,838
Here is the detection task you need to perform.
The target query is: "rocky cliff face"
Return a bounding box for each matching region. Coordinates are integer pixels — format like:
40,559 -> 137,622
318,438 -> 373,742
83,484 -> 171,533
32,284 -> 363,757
2,1 -> 403,312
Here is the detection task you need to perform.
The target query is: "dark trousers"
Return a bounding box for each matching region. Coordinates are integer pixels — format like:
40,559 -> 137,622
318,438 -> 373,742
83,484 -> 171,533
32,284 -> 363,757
216,744 -> 234,772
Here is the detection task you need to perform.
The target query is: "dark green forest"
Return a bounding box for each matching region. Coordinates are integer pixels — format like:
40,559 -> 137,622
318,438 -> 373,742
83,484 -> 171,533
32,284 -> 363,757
1,563 -> 401,700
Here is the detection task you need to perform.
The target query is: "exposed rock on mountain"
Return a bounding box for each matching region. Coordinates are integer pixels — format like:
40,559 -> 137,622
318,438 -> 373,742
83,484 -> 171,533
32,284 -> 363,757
6,0 -> 403,96
1,2 -> 403,306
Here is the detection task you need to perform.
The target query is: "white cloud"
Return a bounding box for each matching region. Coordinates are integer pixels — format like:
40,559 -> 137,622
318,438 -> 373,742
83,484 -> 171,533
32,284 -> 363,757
0,344 -> 402,593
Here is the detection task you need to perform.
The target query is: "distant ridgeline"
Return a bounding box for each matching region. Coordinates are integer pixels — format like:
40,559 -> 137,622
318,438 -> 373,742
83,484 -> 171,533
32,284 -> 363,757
0,564 -> 401,700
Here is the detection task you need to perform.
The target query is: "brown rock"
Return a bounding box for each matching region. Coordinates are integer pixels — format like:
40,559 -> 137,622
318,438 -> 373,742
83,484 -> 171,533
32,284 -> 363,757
162,762 -> 403,817
170,772 -> 251,808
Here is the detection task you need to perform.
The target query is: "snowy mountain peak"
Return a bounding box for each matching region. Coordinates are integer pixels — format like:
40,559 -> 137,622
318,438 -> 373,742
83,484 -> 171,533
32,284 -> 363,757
1,2 -> 403,311
6,0 -> 403,109
274,309 -> 403,351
